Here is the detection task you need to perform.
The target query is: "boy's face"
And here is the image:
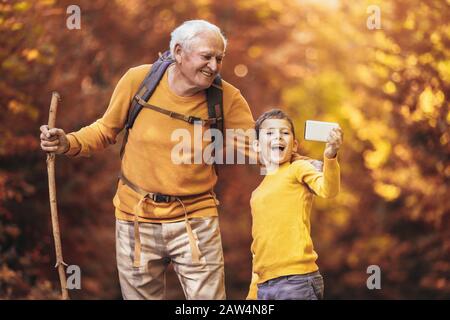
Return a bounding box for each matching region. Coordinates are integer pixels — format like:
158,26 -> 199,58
254,119 -> 298,167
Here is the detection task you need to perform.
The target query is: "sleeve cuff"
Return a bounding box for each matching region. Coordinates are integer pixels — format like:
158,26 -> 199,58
64,134 -> 82,157
323,154 -> 340,172
324,155 -> 338,163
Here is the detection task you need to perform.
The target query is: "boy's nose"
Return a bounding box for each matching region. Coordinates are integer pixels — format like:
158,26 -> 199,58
273,131 -> 282,139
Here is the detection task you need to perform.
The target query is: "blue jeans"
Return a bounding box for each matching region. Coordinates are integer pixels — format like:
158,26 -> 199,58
257,271 -> 324,300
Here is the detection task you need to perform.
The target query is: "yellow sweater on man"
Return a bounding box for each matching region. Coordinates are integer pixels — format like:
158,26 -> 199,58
64,64 -> 254,222
247,157 -> 340,299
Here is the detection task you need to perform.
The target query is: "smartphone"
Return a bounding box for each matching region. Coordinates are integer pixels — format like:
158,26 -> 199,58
304,120 -> 339,142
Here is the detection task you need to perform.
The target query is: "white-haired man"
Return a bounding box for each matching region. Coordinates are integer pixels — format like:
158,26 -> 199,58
40,20 -> 255,299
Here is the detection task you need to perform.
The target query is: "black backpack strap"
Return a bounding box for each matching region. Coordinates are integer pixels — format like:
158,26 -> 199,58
120,51 -> 173,159
206,75 -> 224,133
206,75 -> 224,173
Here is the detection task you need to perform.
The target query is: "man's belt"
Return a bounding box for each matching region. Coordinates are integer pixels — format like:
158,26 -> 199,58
119,172 -> 212,203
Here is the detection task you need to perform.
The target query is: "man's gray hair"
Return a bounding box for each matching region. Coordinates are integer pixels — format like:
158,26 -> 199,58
170,20 -> 227,57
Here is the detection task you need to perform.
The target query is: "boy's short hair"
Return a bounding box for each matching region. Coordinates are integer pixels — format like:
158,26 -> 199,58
255,109 -> 296,139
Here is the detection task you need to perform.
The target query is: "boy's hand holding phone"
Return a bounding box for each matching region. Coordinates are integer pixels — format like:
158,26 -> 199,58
324,127 -> 343,159
304,120 -> 344,159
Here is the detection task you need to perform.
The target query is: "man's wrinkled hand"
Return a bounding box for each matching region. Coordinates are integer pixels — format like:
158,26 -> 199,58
40,125 -> 69,154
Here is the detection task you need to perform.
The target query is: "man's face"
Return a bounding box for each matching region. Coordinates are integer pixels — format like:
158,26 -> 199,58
175,31 -> 225,93
255,119 -> 298,167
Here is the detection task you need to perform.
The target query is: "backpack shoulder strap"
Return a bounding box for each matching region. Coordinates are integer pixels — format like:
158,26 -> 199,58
206,75 -> 224,134
126,51 -> 173,131
206,75 -> 224,174
120,51 -> 173,159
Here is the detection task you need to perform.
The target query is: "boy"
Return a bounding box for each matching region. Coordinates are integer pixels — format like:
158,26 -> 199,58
247,109 -> 343,300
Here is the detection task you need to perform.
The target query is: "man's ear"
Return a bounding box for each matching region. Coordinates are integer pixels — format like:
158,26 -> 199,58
174,44 -> 182,64
252,139 -> 260,153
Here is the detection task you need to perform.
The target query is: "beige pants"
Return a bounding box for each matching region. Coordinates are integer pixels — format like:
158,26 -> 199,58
115,217 -> 226,300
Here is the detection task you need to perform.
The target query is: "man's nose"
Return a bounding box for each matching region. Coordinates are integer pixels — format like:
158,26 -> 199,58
208,58 -> 218,72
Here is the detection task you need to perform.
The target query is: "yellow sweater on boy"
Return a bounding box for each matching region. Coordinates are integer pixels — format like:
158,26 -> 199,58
64,64 -> 254,223
247,157 -> 340,299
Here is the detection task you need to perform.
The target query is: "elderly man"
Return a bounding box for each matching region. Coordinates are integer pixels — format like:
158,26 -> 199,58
40,20 -> 255,300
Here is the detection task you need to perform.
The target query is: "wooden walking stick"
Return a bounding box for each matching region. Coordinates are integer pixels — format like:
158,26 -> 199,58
46,92 -> 69,300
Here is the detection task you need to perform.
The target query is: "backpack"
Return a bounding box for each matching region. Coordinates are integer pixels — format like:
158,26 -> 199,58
118,51 -> 224,203
119,50 -> 224,162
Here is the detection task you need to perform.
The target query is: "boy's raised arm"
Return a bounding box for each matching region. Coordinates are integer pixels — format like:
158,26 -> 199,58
294,127 -> 343,198
295,156 -> 340,198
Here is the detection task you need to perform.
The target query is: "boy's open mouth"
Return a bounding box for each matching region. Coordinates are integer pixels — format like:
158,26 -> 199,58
271,144 -> 286,152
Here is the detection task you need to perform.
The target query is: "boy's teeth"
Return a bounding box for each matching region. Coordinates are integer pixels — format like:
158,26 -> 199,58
271,146 -> 285,153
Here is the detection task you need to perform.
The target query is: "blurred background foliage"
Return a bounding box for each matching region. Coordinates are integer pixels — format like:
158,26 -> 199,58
0,0 -> 449,299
